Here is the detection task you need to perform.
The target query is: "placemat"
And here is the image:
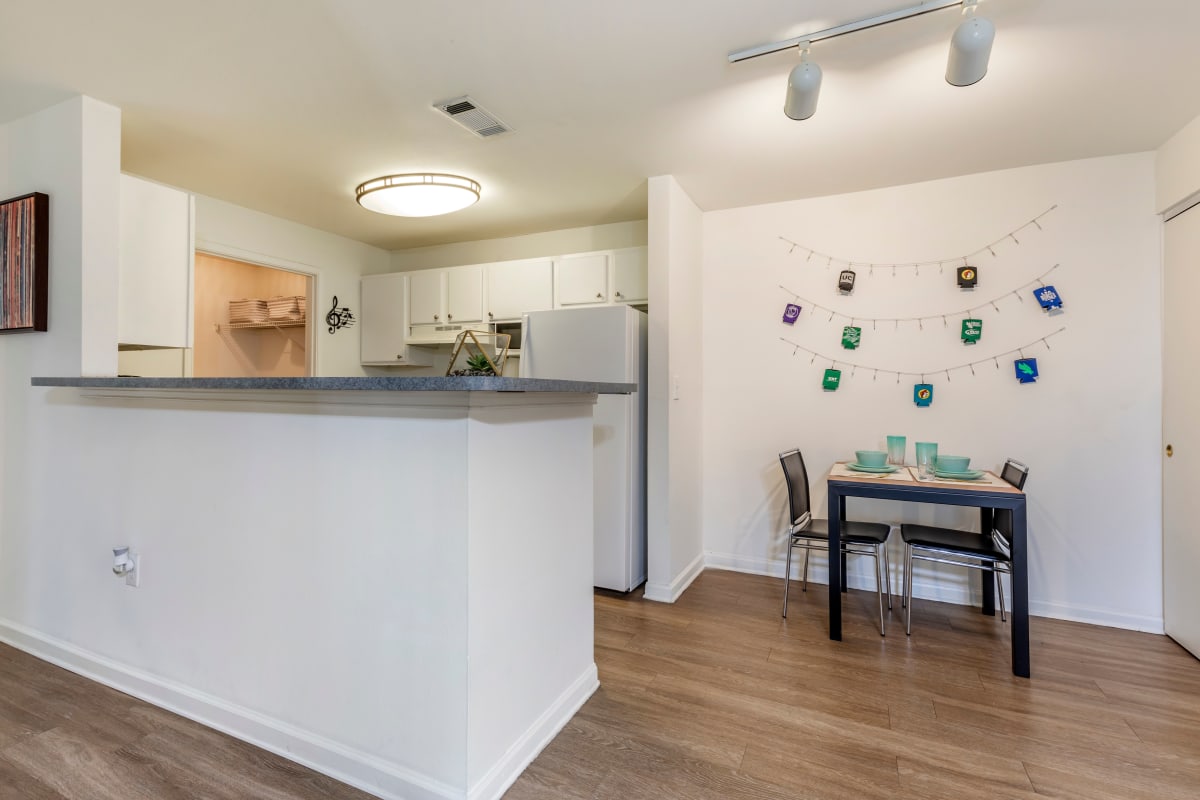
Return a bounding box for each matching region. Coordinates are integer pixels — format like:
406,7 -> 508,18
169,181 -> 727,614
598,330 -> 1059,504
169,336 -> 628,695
829,462 -> 917,481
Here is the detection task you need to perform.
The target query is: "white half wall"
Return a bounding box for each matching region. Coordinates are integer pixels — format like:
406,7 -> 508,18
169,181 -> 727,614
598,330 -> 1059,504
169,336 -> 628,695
700,153 -> 1164,632
192,195 -> 392,376
1156,111 -> 1200,214
644,176 -> 705,602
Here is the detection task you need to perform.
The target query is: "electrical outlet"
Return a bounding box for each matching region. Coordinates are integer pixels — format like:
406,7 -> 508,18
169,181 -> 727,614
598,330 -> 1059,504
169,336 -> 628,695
126,554 -> 140,588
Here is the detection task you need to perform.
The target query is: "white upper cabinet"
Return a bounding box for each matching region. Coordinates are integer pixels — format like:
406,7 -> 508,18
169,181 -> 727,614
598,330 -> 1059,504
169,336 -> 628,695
612,247 -> 648,304
360,274 -> 434,366
555,253 -> 610,307
118,174 -> 193,348
486,258 -> 553,321
407,269 -> 444,325
408,265 -> 484,325
446,264 -> 484,323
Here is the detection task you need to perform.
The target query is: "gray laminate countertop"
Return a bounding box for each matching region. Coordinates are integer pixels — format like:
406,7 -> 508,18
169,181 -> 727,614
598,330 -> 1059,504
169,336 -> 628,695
31,376 -> 636,394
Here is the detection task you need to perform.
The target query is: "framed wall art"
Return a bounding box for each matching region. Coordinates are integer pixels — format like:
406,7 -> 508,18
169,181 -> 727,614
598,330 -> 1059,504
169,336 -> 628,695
0,192 -> 49,334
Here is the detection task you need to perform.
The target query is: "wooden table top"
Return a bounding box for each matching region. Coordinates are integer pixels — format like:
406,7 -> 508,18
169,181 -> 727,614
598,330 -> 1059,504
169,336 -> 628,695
826,462 -> 1024,494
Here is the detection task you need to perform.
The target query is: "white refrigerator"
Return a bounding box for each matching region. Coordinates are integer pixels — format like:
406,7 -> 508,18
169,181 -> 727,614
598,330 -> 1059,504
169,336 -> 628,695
520,305 -> 647,591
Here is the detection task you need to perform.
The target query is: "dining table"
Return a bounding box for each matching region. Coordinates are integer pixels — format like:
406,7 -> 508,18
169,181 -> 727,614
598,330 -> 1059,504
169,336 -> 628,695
825,462 -> 1030,678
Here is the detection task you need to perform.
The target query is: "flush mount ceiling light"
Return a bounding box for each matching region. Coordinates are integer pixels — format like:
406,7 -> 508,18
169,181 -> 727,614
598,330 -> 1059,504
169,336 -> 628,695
729,0 -> 995,121
355,173 -> 481,217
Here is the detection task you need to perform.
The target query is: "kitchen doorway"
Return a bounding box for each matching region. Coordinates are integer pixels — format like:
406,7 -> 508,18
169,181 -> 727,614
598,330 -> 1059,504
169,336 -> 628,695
193,252 -> 313,377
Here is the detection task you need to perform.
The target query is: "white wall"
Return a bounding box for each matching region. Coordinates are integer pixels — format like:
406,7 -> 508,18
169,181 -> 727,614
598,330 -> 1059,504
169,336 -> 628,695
1156,111 -> 1200,214
644,176 -> 706,602
700,153 -> 1164,632
386,220 -> 646,272
192,195 -> 392,377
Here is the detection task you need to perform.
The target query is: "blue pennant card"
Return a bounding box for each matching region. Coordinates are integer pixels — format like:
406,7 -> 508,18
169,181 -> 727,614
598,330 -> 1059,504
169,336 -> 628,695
1034,285 -> 1063,311
1015,358 -> 1039,383
914,384 -> 933,407
782,303 -> 802,324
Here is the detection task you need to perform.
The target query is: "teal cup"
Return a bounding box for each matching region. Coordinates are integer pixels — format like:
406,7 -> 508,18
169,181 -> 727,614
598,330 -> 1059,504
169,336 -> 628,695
915,442 -> 938,467
886,435 -> 906,465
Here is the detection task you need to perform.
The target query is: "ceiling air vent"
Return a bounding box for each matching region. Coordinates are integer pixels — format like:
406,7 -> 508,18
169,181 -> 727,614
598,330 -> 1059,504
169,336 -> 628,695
433,96 -> 511,138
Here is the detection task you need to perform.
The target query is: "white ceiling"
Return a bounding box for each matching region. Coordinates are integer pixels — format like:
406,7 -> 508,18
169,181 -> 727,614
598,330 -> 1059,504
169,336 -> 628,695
2,0 -> 1199,251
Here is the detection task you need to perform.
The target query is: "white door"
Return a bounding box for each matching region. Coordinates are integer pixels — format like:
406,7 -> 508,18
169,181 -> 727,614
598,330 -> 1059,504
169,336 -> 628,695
555,254 -> 610,306
446,264 -> 483,323
486,258 -> 553,320
408,270 -> 444,325
612,247 -> 648,304
1164,204 -> 1200,658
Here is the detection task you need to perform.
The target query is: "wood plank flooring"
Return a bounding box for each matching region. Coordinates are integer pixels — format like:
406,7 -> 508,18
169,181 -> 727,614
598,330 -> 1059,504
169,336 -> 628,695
505,570 -> 1200,800
1,569 -> 1198,799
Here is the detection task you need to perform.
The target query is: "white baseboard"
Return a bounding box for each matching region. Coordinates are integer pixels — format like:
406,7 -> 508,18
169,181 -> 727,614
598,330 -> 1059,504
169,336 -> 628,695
643,551 -> 705,603
468,665 -> 598,800
0,619 -> 460,800
702,552 -> 1168,633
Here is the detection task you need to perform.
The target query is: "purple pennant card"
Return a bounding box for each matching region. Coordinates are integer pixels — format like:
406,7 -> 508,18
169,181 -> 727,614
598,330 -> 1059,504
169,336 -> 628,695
782,303 -> 802,324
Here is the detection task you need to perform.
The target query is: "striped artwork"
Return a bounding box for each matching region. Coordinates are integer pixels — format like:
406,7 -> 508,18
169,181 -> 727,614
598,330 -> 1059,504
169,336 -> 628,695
0,192 -> 49,333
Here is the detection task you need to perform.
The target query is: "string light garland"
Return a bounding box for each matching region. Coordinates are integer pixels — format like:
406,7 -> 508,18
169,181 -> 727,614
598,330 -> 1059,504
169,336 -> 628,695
779,327 -> 1067,383
779,205 -> 1058,274
779,264 -> 1060,328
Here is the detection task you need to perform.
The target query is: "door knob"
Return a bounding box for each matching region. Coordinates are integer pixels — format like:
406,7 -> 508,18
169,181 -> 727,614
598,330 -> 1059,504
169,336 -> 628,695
1166,444 -> 1174,457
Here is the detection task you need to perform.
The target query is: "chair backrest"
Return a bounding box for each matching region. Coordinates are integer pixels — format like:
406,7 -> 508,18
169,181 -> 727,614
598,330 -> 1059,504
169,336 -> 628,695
778,448 -> 812,528
1000,458 -> 1029,490
993,458 -> 1029,550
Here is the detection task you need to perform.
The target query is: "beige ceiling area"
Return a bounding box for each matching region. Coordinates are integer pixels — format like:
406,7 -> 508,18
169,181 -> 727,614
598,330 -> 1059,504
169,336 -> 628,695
3,0 -> 1199,251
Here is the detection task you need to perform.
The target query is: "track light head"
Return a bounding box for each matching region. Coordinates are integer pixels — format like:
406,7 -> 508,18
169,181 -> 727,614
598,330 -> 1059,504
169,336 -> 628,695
946,11 -> 995,86
784,47 -> 822,120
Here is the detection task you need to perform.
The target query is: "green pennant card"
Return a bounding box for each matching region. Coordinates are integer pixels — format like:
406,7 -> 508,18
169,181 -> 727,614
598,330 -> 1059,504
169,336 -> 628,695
822,368 -> 842,391
961,318 -> 982,344
841,326 -> 862,350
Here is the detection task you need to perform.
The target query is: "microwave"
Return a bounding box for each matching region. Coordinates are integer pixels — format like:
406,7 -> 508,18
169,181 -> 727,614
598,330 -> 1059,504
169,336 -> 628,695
493,321 -> 523,353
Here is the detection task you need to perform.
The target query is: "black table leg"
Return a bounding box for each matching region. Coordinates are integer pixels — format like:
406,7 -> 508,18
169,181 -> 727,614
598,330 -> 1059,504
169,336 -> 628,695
979,507 -> 996,616
1011,499 -> 1030,678
827,486 -> 842,640
840,495 -> 849,592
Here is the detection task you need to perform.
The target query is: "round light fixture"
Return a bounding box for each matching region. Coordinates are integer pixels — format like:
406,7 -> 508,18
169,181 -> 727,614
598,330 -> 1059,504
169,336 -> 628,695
355,173 -> 481,217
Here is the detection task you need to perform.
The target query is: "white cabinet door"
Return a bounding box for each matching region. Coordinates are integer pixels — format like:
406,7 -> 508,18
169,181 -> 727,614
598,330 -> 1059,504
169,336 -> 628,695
118,174 -> 193,348
612,247 -> 648,304
446,264 -> 484,323
408,270 -> 444,324
555,253 -> 610,306
486,258 -> 553,320
360,274 -> 433,366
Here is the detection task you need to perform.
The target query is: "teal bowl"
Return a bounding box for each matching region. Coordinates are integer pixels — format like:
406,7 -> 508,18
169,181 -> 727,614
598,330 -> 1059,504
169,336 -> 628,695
855,450 -> 888,467
936,455 -> 970,472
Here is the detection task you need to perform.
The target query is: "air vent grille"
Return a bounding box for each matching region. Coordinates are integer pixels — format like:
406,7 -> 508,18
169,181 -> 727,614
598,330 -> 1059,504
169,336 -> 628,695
433,96 -> 511,138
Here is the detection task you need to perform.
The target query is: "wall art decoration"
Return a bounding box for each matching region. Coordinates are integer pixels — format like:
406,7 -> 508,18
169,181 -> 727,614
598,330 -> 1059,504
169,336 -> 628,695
0,192 -> 49,334
961,318 -> 982,344
325,295 -> 356,334
780,326 -> 1065,386
837,269 -> 856,294
782,303 -> 802,324
957,266 -> 978,288
777,263 -> 1060,330
1014,358 -> 1039,384
841,325 -> 861,350
822,368 -> 842,391
1034,284 -> 1064,311
779,204 -> 1057,274
914,384 -> 934,407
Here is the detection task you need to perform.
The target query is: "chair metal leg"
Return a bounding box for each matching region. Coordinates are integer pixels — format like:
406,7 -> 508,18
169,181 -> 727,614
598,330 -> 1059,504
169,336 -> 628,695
782,538 -> 794,618
905,543 -> 914,636
883,543 -> 893,610
801,547 -> 811,593
997,568 -> 1008,623
874,547 -> 886,637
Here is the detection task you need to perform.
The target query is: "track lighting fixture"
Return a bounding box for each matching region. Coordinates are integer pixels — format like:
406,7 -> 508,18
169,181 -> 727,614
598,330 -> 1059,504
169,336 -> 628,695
729,0 -> 996,120
784,45 -> 822,121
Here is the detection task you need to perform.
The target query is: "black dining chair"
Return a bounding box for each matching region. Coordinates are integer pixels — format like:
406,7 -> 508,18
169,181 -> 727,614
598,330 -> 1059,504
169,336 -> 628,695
779,448 -> 893,635
900,458 -> 1029,635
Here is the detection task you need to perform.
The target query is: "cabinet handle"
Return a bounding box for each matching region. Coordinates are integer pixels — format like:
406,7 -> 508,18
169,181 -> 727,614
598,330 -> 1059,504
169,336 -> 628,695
434,314 -> 440,321
396,355 -> 403,360
1167,444 -> 1174,457
615,292 -> 623,299
447,313 -> 453,321
488,312 -> 493,318
596,292 -> 603,299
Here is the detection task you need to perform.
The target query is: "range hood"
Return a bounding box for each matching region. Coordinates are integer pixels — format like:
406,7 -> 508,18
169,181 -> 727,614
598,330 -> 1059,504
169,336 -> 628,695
407,322 -> 493,345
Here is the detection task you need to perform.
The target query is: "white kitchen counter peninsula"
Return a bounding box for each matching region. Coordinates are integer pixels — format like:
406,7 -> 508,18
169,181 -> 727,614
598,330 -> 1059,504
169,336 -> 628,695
26,376 -> 632,800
